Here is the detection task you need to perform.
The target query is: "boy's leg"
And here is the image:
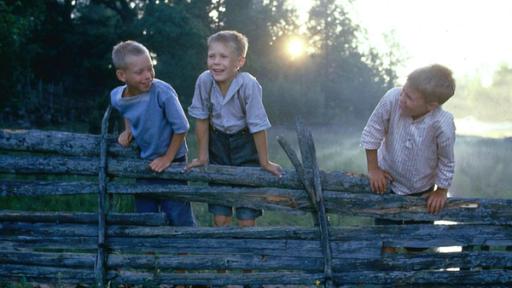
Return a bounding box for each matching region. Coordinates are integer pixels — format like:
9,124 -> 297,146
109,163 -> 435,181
374,218 -> 400,254
214,215 -> 232,227
208,204 -> 233,227
161,199 -> 196,227
134,178 -> 162,213
238,219 -> 255,227
208,128 -> 234,228
134,196 -> 159,213
236,208 -> 261,227
230,130 -> 262,228
138,177 -> 196,226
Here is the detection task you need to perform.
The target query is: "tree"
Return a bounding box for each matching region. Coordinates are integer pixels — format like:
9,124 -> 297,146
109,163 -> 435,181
137,1 -> 210,107
305,0 -> 397,124
0,0 -> 45,121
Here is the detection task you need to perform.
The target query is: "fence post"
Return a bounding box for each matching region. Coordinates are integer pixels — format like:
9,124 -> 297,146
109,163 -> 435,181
96,105 -> 112,288
294,119 -> 334,288
278,119 -> 334,288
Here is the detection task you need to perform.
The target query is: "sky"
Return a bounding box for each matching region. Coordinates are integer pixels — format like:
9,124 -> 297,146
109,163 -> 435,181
291,0 -> 512,85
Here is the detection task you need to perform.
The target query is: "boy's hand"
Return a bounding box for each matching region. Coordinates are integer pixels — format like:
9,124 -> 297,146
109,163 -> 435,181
368,168 -> 393,194
262,161 -> 283,177
118,130 -> 133,147
426,188 -> 448,214
185,158 -> 208,171
149,156 -> 172,173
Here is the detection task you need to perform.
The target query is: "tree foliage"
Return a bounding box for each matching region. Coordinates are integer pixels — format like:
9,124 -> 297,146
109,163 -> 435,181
0,0 -> 398,132
445,65 -> 512,122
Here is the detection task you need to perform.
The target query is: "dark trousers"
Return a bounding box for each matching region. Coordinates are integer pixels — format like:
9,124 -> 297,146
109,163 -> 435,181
135,156 -> 196,226
207,127 -> 262,220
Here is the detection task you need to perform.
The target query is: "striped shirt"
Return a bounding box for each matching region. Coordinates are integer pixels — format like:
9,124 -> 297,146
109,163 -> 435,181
361,87 -> 456,195
188,71 -> 271,134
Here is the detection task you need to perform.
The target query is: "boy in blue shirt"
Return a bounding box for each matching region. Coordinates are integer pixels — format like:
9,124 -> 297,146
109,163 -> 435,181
110,40 -> 195,227
187,31 -> 282,228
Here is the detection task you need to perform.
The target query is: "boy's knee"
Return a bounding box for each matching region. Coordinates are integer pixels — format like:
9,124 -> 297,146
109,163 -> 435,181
213,215 -> 232,227
381,246 -> 397,254
238,219 -> 255,227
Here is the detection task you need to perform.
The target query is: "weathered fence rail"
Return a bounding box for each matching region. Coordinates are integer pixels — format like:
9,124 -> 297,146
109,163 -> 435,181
1,115 -> 512,287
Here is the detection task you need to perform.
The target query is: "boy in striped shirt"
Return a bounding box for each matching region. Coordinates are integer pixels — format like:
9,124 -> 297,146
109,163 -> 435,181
361,64 -> 456,216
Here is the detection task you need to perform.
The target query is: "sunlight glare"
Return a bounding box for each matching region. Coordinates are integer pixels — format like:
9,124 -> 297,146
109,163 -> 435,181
286,37 -> 305,60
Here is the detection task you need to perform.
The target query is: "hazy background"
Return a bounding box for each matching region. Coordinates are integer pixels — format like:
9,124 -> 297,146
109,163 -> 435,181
1,0 -> 511,220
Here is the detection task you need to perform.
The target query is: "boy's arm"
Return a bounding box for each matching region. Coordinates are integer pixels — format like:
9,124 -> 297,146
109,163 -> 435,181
365,149 -> 393,194
253,130 -> 282,177
426,119 -> 456,213
186,119 -> 209,169
118,118 -> 133,147
426,187 -> 448,214
361,88 -> 397,193
149,132 -> 186,173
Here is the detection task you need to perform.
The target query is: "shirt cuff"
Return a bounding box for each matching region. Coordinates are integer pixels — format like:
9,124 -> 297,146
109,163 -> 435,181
360,140 -> 381,150
248,122 -> 271,134
188,108 -> 209,120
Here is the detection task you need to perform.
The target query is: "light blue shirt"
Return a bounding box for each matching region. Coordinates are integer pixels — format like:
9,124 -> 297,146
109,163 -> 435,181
110,79 -> 189,160
188,71 -> 271,134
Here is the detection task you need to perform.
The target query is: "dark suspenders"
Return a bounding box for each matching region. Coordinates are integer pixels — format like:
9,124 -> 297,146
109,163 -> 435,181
206,78 -> 247,128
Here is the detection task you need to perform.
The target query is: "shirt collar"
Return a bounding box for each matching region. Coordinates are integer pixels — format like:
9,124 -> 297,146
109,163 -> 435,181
218,73 -> 243,105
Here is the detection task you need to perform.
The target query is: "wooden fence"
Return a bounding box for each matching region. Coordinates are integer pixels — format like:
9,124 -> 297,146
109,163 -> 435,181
1,108 -> 512,287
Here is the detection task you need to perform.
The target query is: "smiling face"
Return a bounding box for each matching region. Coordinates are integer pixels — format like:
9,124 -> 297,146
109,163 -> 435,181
207,41 -> 245,93
116,53 -> 155,97
399,84 -> 439,120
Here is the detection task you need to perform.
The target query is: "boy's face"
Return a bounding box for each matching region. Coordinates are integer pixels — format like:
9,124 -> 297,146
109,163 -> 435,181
207,41 -> 245,87
116,53 -> 155,97
399,84 -> 438,119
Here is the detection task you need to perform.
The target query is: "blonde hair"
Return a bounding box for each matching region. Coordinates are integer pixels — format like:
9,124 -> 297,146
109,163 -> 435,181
406,64 -> 456,104
112,40 -> 150,69
207,30 -> 248,58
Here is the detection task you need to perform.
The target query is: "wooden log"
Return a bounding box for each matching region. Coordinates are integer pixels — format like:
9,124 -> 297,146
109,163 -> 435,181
0,250 -> 322,271
108,254 -> 323,271
108,271 -> 325,286
107,226 -> 320,240
0,154 -> 369,192
107,237 -> 380,260
4,179 -> 512,223
0,180 -> 312,214
2,264 -> 511,286
324,191 -> 512,223
0,128 -> 137,158
333,270 -> 512,285
0,154 -> 100,176
96,105 -> 111,288
0,180 -> 100,196
107,237 -> 325,257
295,119 -> 333,287
1,222 -> 98,237
0,236 -> 97,250
4,222 -> 512,247
277,135 -> 317,211
0,210 -> 167,226
1,249 -> 511,275
0,264 -> 95,283
0,251 -> 95,268
376,251 -> 512,271
4,250 -> 508,274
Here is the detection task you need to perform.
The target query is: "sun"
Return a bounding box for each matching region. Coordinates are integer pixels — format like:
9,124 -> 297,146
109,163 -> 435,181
286,37 -> 305,60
